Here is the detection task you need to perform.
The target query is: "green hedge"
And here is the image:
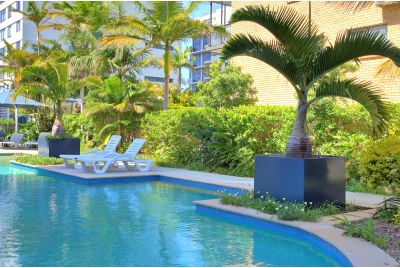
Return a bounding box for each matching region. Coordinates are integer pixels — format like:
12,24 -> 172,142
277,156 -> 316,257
142,102 -> 400,182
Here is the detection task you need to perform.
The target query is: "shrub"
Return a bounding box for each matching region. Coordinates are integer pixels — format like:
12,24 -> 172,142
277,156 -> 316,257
343,219 -> 388,249
19,122 -> 39,141
196,62 -> 257,109
142,103 -> 400,179
13,154 -> 64,166
358,136 -> 400,193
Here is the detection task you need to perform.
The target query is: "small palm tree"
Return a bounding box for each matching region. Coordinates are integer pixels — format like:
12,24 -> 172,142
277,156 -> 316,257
377,59 -> 400,80
85,76 -> 161,144
221,5 -> 400,157
101,1 -> 222,109
0,41 -> 38,89
19,62 -> 79,136
171,47 -> 195,91
14,1 -> 50,54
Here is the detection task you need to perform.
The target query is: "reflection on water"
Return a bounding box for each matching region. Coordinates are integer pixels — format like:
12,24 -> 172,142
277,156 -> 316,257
0,157 -> 341,266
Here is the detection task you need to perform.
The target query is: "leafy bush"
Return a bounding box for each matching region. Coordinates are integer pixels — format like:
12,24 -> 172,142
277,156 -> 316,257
13,154 -> 64,166
220,191 -> 354,222
358,136 -> 400,193
343,219 -> 388,249
0,118 -> 14,125
142,103 -> 400,180
19,122 -> 39,141
196,62 -> 257,109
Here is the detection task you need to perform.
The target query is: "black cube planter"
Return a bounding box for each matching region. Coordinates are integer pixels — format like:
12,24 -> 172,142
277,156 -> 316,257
254,154 -> 345,206
47,138 -> 80,158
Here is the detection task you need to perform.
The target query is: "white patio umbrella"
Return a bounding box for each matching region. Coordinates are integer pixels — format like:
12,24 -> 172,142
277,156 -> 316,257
0,90 -> 46,133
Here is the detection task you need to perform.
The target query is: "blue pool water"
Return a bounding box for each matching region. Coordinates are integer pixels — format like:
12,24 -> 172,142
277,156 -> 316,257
0,156 -> 348,266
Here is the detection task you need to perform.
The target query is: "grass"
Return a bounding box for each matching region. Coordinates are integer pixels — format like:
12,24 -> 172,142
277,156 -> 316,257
346,179 -> 389,195
342,219 -> 388,249
220,191 -> 357,222
13,154 -> 64,166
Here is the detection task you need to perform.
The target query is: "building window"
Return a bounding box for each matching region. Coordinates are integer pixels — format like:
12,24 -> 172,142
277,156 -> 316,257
7,5 -> 11,18
0,9 -> 5,23
0,47 -> 5,59
6,25 -> 11,38
15,1 -> 20,11
193,55 -> 201,67
16,20 -> 20,32
15,40 -> 20,49
202,35 -> 209,48
202,52 -> 211,64
192,38 -> 202,52
0,29 -> 4,41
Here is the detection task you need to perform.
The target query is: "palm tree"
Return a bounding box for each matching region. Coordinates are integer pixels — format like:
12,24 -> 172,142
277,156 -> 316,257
19,62 -> 79,136
13,1 -> 50,54
84,76 -> 161,144
101,1 -> 222,109
170,47 -> 195,91
221,5 -> 400,157
0,41 -> 38,89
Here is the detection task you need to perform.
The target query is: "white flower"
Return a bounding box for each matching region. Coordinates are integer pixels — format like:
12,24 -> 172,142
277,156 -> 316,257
301,208 -> 305,212
285,206 -> 288,210
257,191 -> 260,194
309,202 -> 313,205
282,198 -> 286,201
304,202 -> 307,205
260,195 -> 264,199
275,208 -> 279,211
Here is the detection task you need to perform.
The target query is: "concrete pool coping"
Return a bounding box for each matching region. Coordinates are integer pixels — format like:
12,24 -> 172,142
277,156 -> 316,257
195,199 -> 398,267
10,161 -> 399,266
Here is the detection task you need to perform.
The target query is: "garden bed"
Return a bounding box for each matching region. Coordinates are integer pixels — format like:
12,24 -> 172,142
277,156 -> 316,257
338,219 -> 400,263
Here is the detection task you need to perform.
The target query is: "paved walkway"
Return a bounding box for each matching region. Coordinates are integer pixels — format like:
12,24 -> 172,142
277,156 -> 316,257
0,148 -> 38,155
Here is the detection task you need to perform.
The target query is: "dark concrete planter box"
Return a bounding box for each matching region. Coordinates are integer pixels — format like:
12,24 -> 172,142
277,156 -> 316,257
254,154 -> 345,205
46,138 -> 80,158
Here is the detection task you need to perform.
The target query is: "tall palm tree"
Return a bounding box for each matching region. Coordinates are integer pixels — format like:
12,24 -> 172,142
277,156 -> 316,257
170,47 -> 195,91
13,1 -> 50,54
101,1 -> 222,109
19,62 -> 79,136
221,5 -> 400,157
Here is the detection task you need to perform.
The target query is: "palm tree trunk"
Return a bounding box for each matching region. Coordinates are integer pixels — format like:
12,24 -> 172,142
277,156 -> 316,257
51,101 -> 65,136
36,24 -> 41,55
285,102 -> 312,157
178,67 -> 182,91
163,46 -> 171,109
80,87 -> 84,113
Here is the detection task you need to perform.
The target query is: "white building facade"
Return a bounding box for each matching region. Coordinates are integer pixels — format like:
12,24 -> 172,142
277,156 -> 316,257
189,1 -> 231,91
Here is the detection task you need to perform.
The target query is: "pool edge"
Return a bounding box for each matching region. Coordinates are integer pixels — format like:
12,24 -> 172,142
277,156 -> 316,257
194,199 -> 398,267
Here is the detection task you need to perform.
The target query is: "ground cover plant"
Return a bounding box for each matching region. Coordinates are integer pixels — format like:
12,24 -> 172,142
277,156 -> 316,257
13,154 -> 64,166
220,191 -> 358,222
342,219 -> 389,250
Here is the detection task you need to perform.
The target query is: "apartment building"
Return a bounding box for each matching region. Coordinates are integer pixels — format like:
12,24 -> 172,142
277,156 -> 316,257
189,1 -> 231,91
231,1 -> 400,105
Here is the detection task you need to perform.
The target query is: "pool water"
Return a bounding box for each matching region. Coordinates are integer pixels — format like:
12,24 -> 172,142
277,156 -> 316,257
0,156 -> 346,266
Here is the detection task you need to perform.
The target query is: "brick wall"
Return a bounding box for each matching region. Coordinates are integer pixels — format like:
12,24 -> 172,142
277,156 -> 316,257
231,1 -> 400,105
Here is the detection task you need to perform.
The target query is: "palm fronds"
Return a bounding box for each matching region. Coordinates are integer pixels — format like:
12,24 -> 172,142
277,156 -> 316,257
312,79 -> 390,135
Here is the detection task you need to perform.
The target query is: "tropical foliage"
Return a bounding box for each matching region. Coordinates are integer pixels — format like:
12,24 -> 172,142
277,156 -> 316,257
221,5 -> 400,157
196,62 -> 257,109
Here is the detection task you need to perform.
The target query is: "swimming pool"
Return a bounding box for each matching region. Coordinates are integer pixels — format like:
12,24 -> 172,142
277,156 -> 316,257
0,156 -> 350,266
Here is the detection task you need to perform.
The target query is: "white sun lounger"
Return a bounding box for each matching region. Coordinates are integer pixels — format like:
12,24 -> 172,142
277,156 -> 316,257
80,138 -> 153,174
60,135 -> 121,169
1,133 -> 24,149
